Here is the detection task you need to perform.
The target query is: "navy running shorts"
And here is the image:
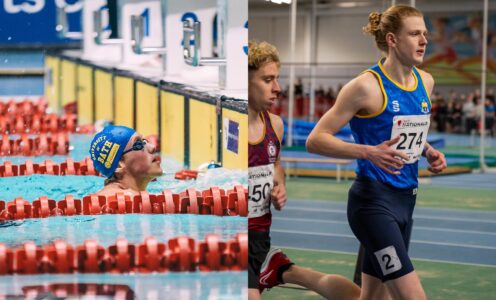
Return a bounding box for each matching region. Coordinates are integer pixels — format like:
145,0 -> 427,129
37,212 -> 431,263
248,230 -> 271,289
347,176 -> 416,282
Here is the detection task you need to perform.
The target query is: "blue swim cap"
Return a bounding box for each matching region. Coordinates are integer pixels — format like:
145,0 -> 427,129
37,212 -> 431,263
89,125 -> 136,177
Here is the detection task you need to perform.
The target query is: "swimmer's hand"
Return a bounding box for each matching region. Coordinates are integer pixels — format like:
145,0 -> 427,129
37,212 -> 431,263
426,147 -> 447,174
365,136 -> 409,175
271,181 -> 287,211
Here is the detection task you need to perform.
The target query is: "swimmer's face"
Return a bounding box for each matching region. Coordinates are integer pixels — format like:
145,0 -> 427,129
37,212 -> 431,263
390,16 -> 428,66
249,61 -> 281,112
120,133 -> 163,179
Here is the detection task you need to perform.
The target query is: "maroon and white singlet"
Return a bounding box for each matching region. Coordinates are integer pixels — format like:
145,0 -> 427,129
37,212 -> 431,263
248,111 -> 281,232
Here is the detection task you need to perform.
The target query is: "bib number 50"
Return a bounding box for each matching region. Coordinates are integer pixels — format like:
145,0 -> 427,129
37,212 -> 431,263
250,183 -> 270,202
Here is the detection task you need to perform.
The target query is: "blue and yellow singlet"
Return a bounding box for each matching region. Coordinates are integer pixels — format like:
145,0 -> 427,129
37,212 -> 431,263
349,59 -> 431,189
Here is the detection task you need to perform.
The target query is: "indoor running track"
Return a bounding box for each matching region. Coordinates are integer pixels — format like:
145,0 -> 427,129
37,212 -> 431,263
271,199 -> 496,267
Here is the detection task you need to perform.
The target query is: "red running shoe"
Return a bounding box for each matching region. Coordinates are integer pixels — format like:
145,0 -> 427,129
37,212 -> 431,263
259,248 -> 294,292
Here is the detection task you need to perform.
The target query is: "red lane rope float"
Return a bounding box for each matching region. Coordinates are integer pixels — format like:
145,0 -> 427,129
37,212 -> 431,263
0,132 -> 69,156
0,113 -> 78,134
0,233 -> 247,275
8,283 -> 135,298
0,185 -> 248,219
174,170 -> 199,180
0,99 -> 47,117
0,157 -> 97,177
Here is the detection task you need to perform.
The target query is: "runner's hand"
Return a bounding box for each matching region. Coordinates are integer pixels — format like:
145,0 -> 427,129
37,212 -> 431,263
426,147 -> 447,174
271,181 -> 287,211
365,136 -> 410,175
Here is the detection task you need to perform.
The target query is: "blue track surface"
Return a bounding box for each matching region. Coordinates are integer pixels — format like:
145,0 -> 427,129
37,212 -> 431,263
428,172 -> 496,189
271,199 -> 496,267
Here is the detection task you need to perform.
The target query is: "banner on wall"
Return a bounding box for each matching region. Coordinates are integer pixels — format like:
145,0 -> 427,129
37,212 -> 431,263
224,118 -> 239,154
422,12 -> 496,84
0,0 -> 82,46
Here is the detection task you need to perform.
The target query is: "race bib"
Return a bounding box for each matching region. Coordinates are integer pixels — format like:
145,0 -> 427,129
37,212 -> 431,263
390,115 -> 430,164
248,164 -> 274,218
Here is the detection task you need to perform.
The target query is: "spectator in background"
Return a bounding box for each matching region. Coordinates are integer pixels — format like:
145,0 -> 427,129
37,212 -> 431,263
488,88 -> 495,102
436,98 -> 448,132
485,97 -> 495,136
316,85 -> 325,97
295,78 -> 303,96
462,93 -> 477,134
453,100 -> 463,133
326,87 -> 335,100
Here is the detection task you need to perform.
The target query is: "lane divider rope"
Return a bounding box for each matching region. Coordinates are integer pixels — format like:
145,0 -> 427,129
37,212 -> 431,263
0,158 -> 97,177
0,158 -> 208,180
0,132 -> 70,156
0,233 -> 247,274
0,113 -> 79,135
0,185 -> 248,218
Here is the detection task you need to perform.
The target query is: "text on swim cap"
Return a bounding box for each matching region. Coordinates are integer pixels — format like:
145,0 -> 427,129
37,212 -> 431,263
97,141 -> 120,169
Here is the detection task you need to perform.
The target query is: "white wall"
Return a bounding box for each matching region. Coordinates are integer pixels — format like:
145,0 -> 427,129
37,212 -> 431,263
250,15 -> 309,63
249,0 -> 495,92
317,15 -> 381,63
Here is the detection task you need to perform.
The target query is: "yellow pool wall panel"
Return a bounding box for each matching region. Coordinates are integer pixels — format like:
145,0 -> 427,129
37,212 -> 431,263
76,65 -> 93,125
60,60 -> 77,107
189,99 -> 217,169
114,76 -> 134,128
222,108 -> 247,169
94,70 -> 113,122
160,91 -> 185,163
136,81 -> 159,137
44,56 -> 60,112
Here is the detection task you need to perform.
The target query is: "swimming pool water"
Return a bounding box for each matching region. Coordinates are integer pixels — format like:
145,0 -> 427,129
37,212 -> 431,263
0,134 -> 247,200
0,214 -> 245,248
0,132 -> 248,299
0,272 -> 247,299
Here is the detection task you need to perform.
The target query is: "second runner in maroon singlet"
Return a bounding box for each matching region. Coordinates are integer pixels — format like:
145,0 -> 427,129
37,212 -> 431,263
248,111 -> 281,232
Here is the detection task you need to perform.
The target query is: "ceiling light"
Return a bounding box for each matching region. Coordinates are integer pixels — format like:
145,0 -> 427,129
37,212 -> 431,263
266,0 -> 292,4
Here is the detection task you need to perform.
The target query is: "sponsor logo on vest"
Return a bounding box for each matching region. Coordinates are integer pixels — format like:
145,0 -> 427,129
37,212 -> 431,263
392,100 -> 400,112
268,140 -> 277,163
421,100 -> 429,114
